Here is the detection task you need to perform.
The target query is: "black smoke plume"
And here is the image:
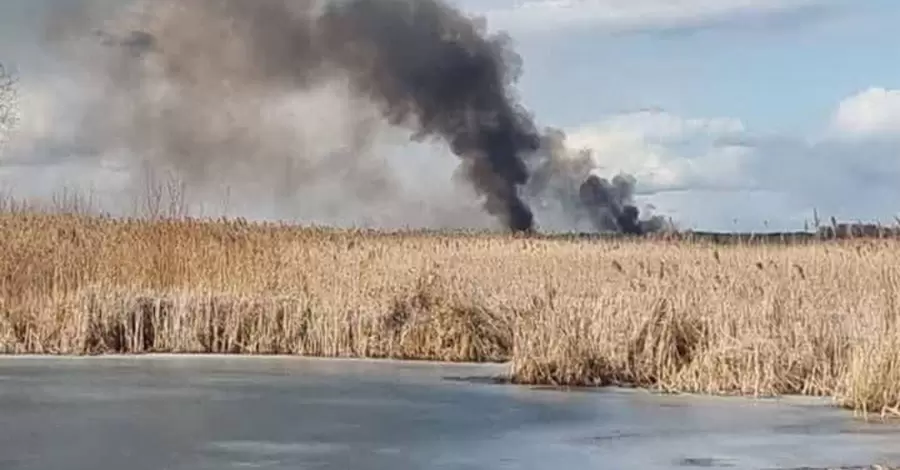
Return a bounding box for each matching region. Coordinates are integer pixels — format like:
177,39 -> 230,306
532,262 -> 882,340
579,174 -> 650,235
525,128 -> 668,234
318,0 -> 542,231
30,0 -> 667,234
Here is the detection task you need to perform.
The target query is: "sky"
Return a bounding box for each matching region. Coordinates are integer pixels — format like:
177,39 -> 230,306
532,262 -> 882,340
1,0 -> 900,231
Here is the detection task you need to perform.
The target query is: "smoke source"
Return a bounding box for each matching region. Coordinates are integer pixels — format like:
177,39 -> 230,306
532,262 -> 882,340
11,0 -> 667,234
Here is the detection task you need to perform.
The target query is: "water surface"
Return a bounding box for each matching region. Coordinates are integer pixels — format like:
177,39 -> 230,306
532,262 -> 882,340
0,356 -> 898,470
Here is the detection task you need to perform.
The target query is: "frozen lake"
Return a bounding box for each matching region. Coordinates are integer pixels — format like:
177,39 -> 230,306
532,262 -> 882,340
0,356 -> 898,470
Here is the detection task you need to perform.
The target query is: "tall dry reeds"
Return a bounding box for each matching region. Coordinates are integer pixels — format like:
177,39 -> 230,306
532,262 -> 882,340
0,207 -> 898,417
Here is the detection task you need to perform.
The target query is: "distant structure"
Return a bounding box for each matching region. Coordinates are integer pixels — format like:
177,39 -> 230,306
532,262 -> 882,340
816,222 -> 900,239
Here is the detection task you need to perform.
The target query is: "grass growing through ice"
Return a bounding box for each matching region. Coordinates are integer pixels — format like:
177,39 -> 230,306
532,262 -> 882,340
1,210 -> 898,417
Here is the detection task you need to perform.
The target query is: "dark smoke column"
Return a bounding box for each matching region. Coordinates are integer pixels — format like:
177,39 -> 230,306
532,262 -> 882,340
318,0 -> 541,231
579,175 -> 642,234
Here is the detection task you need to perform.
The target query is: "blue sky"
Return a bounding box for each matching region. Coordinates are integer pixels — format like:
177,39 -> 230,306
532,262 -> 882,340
2,0 -> 900,231
459,0 -> 900,134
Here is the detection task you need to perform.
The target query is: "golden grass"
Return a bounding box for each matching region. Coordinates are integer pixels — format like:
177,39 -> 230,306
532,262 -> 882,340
1,210 -> 899,417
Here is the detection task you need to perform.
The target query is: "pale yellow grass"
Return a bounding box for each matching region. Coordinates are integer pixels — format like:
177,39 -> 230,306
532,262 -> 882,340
0,212 -> 898,417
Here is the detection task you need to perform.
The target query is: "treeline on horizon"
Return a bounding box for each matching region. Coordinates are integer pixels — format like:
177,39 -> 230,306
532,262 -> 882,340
545,223 -> 900,244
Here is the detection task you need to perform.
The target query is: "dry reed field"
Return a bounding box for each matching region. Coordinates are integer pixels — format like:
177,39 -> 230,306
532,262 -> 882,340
1,209 -> 899,417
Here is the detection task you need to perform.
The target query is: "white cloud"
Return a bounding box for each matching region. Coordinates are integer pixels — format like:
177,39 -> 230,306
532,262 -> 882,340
563,110 -> 752,193
465,0 -> 829,35
830,87 -> 900,139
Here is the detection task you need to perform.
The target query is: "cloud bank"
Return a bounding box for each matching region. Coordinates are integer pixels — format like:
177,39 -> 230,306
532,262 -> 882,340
562,87 -> 900,231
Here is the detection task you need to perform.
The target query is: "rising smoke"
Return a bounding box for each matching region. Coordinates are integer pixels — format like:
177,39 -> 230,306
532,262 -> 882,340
14,0 -> 666,234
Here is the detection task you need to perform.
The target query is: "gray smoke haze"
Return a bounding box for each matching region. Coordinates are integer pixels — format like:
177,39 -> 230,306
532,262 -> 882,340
3,0 -> 668,234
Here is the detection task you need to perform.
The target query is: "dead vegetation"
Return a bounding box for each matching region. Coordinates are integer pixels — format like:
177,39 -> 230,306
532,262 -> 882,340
0,207 -> 899,417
